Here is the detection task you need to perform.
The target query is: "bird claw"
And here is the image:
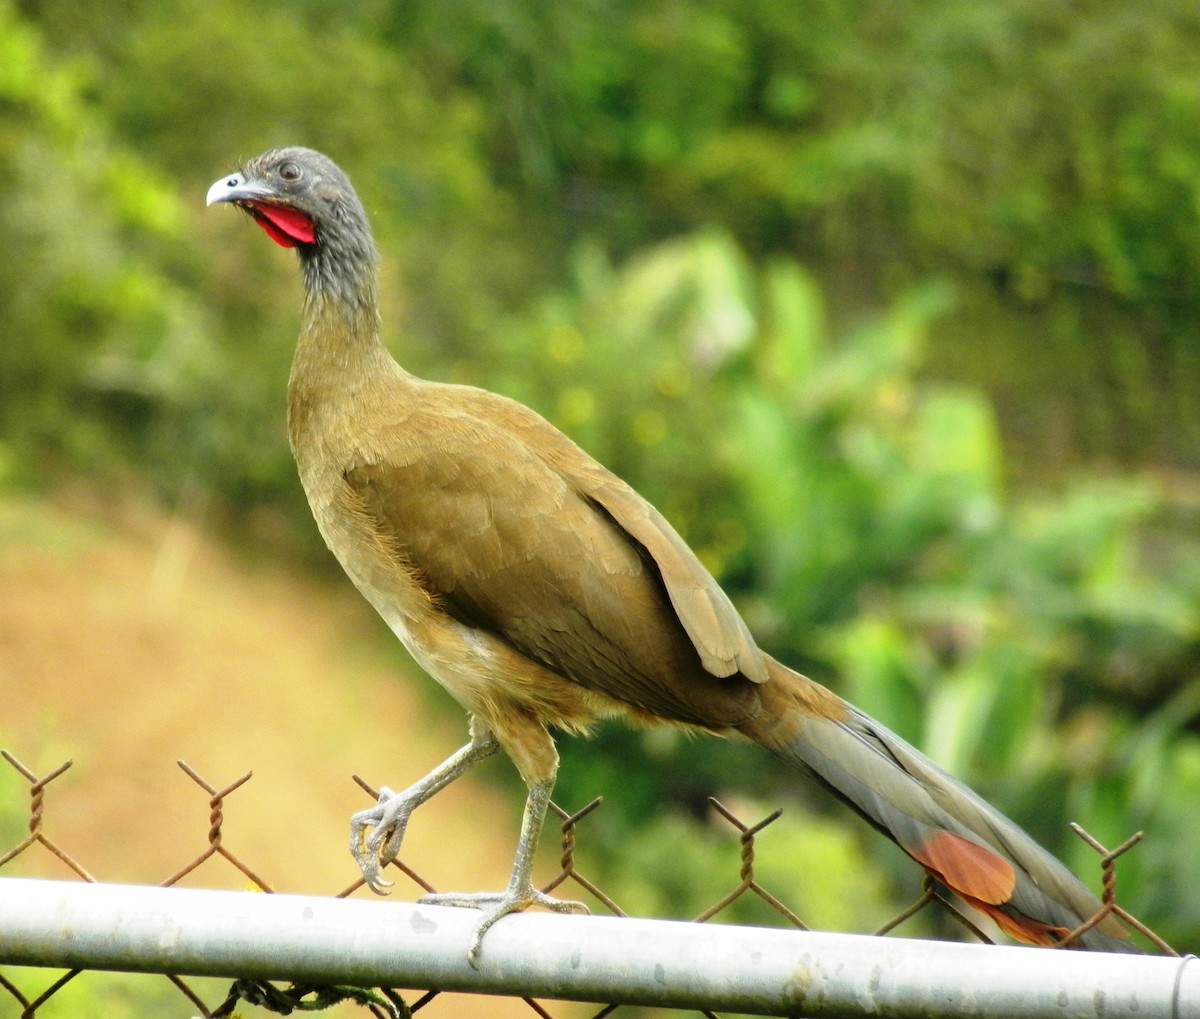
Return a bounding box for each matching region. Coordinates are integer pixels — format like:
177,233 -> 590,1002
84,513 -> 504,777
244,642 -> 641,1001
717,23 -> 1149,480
350,787 -> 413,894
420,886 -> 589,966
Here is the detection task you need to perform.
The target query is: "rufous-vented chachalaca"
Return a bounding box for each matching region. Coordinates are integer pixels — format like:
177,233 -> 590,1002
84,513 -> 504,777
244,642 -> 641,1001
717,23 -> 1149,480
207,147 -> 1133,961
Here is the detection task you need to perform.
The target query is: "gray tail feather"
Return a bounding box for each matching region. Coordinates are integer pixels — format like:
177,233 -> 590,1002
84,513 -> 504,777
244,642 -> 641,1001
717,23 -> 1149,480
741,662 -> 1137,953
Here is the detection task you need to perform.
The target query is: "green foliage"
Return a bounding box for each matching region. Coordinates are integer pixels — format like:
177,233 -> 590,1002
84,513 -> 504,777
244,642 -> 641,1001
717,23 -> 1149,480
10,0 -> 1200,486
0,966 -> 225,1018
599,804 -> 897,936
0,2 -> 239,500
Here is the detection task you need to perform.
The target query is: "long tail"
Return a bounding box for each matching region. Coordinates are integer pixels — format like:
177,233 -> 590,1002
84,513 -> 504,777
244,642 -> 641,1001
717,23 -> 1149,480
739,656 -> 1135,952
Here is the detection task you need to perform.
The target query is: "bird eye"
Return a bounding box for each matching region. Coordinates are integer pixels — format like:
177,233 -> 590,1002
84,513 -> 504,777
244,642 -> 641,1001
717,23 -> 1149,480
278,162 -> 302,182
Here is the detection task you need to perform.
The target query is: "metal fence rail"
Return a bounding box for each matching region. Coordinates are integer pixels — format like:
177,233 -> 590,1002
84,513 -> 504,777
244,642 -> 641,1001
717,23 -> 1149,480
3,878 -> 1198,1019
0,749 -> 1189,1018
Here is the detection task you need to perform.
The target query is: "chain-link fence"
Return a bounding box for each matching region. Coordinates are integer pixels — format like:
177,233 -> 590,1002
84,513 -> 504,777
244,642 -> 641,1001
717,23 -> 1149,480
0,749 -> 1186,1018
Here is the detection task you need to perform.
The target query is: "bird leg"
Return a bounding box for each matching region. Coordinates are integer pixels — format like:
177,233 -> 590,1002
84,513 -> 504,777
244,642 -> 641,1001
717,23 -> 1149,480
351,722 -> 501,893
421,775 -> 588,965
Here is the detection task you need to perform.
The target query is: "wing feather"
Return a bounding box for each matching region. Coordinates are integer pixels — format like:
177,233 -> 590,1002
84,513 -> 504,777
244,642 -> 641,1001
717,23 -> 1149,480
344,385 -> 762,726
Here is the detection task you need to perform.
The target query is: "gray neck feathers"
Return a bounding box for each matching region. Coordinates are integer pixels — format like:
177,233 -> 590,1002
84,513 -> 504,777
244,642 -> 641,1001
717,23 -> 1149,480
299,191 -> 380,319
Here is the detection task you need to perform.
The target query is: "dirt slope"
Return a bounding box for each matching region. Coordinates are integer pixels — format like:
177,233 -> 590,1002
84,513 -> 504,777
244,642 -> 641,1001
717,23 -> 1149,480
0,490 -> 561,1018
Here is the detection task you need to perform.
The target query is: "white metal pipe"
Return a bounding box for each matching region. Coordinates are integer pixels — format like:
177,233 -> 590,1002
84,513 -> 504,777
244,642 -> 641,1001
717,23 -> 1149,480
0,878 -> 1195,1017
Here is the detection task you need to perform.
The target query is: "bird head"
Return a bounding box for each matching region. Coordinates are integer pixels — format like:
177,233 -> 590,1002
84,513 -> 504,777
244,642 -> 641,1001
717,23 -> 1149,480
208,147 -> 378,309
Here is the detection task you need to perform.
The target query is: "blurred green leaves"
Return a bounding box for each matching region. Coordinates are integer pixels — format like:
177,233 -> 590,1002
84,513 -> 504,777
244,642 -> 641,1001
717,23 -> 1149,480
0,3 -> 213,483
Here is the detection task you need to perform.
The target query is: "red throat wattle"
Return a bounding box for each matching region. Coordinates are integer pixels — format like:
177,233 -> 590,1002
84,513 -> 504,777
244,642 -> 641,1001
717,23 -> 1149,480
245,201 -> 316,248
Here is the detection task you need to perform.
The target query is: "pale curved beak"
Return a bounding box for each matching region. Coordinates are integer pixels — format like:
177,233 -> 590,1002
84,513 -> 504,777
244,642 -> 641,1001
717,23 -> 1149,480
206,172 -> 271,207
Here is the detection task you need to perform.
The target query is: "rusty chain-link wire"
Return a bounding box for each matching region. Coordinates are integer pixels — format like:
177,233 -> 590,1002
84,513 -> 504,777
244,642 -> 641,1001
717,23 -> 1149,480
0,748 -> 1178,1018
